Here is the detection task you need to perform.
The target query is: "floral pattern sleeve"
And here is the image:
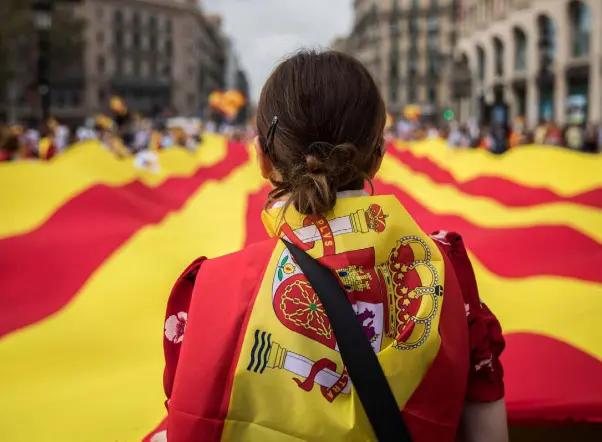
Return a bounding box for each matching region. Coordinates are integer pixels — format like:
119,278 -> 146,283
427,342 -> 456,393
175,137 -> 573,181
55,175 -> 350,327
432,231 -> 505,403
163,257 -> 206,409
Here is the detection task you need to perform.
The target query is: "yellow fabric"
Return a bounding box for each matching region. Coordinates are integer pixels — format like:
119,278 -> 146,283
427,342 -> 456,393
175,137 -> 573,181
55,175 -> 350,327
224,196 -> 445,441
0,145 -> 265,442
0,134 -> 227,239
394,139 -> 602,195
0,136 -> 600,441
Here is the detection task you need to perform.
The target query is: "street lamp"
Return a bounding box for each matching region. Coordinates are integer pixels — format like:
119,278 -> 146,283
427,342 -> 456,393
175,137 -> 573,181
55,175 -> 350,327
31,0 -> 53,124
30,0 -> 80,124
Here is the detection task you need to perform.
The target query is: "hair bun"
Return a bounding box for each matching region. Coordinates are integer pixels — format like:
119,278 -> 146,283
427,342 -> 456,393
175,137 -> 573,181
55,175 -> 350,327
305,154 -> 329,174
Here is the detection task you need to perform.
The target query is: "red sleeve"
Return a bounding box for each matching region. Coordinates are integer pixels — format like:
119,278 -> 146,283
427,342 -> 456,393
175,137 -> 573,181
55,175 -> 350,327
431,231 -> 505,403
163,257 -> 206,410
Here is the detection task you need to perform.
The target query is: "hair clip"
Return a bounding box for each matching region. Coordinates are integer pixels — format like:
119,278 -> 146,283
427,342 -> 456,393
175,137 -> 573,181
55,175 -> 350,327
264,116 -> 279,156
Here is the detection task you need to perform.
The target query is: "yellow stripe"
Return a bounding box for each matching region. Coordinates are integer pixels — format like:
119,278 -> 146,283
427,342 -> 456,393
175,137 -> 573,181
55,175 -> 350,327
379,156 -> 602,244
472,252 -> 602,360
0,134 -> 227,239
395,139 -> 602,196
0,149 -> 264,442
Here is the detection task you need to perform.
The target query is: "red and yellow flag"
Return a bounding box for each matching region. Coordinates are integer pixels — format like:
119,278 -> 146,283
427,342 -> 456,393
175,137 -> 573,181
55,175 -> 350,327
0,136 -> 601,441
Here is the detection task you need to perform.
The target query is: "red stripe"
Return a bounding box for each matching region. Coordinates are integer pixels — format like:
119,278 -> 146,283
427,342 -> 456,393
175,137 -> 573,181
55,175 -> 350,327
389,145 -> 602,209
0,142 -> 248,339
504,333 -> 602,424
374,181 -> 602,283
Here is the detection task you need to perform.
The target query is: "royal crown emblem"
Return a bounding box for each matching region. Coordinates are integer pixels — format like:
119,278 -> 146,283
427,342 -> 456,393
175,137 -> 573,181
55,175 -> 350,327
379,236 -> 441,350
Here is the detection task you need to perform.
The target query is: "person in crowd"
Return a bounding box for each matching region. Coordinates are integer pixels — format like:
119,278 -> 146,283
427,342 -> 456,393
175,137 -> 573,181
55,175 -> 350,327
582,124 -> 599,153
161,50 -> 507,442
110,96 -> 135,150
447,122 -> 463,148
489,123 -> 510,155
37,124 -> 58,161
545,123 -> 563,146
0,126 -> 21,162
533,120 -> 549,145
564,122 -> 584,151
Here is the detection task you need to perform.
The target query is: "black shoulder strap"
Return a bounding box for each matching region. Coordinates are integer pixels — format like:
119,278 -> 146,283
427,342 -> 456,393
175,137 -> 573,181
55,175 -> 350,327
282,240 -> 412,442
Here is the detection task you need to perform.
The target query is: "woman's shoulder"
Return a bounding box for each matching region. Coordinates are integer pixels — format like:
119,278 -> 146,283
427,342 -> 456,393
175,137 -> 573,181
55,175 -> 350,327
171,238 -> 279,297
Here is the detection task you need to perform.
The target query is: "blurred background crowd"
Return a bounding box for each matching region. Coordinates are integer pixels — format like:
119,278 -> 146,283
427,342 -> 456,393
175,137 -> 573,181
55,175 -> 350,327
3,0 -> 602,162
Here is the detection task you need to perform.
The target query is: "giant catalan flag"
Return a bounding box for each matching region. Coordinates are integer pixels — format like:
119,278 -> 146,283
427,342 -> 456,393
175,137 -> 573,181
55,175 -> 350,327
0,136 -> 601,441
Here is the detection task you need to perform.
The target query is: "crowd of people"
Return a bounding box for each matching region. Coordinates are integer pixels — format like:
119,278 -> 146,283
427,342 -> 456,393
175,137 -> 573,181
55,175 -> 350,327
0,96 -> 257,164
4,96 -> 601,164
385,117 -> 602,154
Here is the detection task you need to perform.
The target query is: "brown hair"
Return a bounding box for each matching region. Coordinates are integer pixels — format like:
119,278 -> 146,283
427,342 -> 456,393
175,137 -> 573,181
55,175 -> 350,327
257,49 -> 386,216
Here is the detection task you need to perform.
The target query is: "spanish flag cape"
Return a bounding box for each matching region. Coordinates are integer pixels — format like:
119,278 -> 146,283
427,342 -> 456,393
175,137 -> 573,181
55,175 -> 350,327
164,194 -> 504,442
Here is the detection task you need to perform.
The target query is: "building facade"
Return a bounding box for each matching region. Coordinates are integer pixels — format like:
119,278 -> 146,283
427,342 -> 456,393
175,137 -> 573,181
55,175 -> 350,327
452,0 -> 602,128
80,0 -> 228,118
336,0 -> 459,120
1,0 -> 229,123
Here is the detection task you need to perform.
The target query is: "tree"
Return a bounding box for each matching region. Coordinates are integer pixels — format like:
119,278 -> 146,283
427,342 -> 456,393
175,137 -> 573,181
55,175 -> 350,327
0,0 -> 85,122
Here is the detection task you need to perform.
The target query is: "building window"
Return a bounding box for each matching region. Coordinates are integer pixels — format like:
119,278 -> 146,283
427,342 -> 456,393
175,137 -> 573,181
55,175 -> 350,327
407,86 -> 416,104
477,46 -> 486,83
166,40 -> 173,58
97,7 -> 104,20
97,55 -> 106,73
114,30 -> 124,48
493,37 -> 504,77
538,14 -> 556,68
133,32 -> 141,49
114,10 -> 124,26
115,57 -> 123,75
166,18 -> 173,33
150,60 -> 158,78
133,12 -> 141,28
390,86 -> 397,105
514,27 -> 527,72
428,53 -> 438,76
133,59 -> 141,77
428,87 -> 437,106
484,0 -> 493,20
98,88 -> 106,103
569,1 -> 590,58
150,35 -> 157,51
96,31 -> 104,45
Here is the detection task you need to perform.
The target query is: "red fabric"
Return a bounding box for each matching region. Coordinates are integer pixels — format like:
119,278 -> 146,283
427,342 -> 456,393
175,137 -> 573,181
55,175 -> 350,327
165,239 -> 277,442
433,232 -> 505,402
388,145 -> 602,210
0,141 -> 248,338
373,181 -> 602,284
163,258 -> 206,405
162,228 -> 505,441
400,231 -> 505,441
503,333 -> 602,425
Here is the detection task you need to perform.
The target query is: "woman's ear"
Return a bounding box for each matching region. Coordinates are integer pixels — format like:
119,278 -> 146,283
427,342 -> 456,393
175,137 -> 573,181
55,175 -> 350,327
254,136 -> 274,179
